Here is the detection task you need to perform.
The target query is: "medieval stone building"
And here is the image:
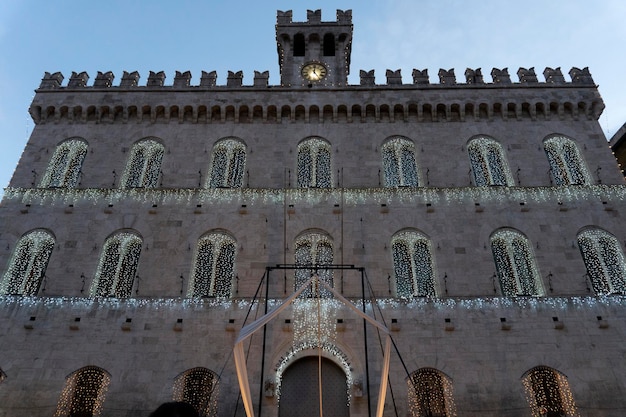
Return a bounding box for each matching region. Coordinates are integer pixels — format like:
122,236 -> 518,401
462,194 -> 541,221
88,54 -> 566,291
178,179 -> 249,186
1,9 -> 625,417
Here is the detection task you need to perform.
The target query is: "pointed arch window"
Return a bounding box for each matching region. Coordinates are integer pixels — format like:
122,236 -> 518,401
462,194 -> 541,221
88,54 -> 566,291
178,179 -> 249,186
407,368 -> 456,417
188,232 -> 236,298
40,138 -> 88,188
54,366 -> 111,417
121,138 -> 164,188
1,229 -> 55,295
173,367 -> 219,417
392,230 -> 436,297
294,231 -> 333,297
491,229 -> 543,296
207,138 -> 246,188
90,231 -> 142,298
577,228 -> 626,295
544,135 -> 590,185
297,137 -> 332,188
522,366 -> 578,417
468,137 -> 513,186
382,137 -> 419,187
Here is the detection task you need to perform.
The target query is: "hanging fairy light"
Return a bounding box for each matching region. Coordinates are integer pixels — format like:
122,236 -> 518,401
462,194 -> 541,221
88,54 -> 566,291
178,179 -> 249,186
173,367 -> 219,417
577,228 -> 626,295
40,138 -> 88,188
187,232 -> 236,298
522,366 -> 579,417
381,137 -> 419,187
297,137 -> 332,188
491,229 -> 543,296
206,138 -> 246,188
121,139 -> 164,188
391,230 -> 436,298
54,366 -> 111,417
407,368 -> 457,417
544,136 -> 591,186
468,137 -> 514,186
90,232 -> 142,298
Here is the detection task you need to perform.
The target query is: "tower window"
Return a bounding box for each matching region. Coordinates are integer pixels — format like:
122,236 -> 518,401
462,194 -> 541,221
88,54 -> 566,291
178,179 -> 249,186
121,138 -> 164,188
491,228 -> 543,296
544,135 -> 590,185
188,231 -> 236,298
577,227 -> 626,295
468,136 -> 513,186
91,231 -> 142,298
323,33 -> 335,56
293,33 -> 305,56
40,138 -> 88,188
55,366 -> 111,417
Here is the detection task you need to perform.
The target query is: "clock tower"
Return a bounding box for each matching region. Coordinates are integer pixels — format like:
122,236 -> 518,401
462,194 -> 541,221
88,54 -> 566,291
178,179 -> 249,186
276,9 -> 353,87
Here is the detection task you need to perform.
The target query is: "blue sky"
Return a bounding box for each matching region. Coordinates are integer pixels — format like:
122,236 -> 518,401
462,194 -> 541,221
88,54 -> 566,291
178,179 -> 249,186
1,0 -> 625,196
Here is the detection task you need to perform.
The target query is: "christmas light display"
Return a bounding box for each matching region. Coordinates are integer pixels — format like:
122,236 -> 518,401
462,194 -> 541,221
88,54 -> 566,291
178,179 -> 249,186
522,366 -> 579,417
0,229 -> 55,295
407,368 -> 456,417
187,232 -> 236,298
294,232 -> 334,297
544,136 -> 590,186
54,366 -> 111,417
382,137 -> 419,187
392,230 -> 436,298
173,367 -> 219,417
40,138 -> 88,188
577,228 -> 626,295
90,232 -> 142,298
468,137 -> 514,186
207,138 -> 246,188
297,138 -> 332,188
491,229 -> 543,296
121,139 -> 164,188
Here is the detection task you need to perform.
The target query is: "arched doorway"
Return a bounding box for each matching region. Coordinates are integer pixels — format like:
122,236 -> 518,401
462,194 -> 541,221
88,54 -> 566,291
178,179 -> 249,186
279,356 -> 349,417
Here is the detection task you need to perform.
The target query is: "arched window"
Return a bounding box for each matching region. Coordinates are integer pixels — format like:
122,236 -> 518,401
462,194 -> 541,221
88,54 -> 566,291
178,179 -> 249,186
491,229 -> 543,296
293,33 -> 305,56
467,137 -> 513,186
577,228 -> 626,295
207,138 -> 246,188
54,366 -> 111,417
522,366 -> 578,417
294,231 -> 333,297
1,229 -> 55,295
323,33 -> 335,56
297,137 -> 332,188
90,231 -> 142,298
188,232 -> 236,298
121,138 -> 164,188
544,135 -> 590,185
40,138 -> 88,188
392,230 -> 436,297
382,137 -> 419,187
407,368 -> 456,417
173,367 -> 219,417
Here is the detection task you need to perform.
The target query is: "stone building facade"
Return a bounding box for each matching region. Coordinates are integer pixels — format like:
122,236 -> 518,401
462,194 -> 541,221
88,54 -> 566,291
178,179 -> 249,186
1,9 -> 625,417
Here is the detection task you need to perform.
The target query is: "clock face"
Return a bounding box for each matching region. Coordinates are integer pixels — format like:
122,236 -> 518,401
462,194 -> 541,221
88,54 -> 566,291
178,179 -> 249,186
301,63 -> 327,81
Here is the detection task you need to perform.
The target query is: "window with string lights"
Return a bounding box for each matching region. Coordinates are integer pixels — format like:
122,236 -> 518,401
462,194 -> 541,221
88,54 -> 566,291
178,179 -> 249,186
121,138 -> 164,188
490,228 -> 544,296
0,229 -> 55,296
297,137 -> 332,188
173,367 -> 219,417
407,368 -> 456,417
54,366 -> 111,417
90,231 -> 142,298
467,136 -> 514,186
40,138 -> 88,188
206,137 -> 246,188
381,136 -> 419,187
544,135 -> 590,186
187,231 -> 236,298
577,227 -> 626,295
522,366 -> 578,417
294,230 -> 334,297
391,230 -> 437,298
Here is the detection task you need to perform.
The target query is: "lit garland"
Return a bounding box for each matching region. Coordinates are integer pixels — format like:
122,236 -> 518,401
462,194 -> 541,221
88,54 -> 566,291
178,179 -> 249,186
207,138 -> 246,188
407,368 -> 456,417
121,139 -> 164,188
294,232 -> 334,297
0,229 -> 55,295
173,367 -> 219,417
522,366 -> 579,417
40,138 -> 88,188
90,232 -> 142,298
187,232 -> 236,298
392,231 -> 436,298
382,137 -> 419,187
468,137 -> 514,186
577,228 -> 626,295
544,136 -> 590,186
54,366 -> 111,417
297,138 -> 332,188
491,229 -> 543,296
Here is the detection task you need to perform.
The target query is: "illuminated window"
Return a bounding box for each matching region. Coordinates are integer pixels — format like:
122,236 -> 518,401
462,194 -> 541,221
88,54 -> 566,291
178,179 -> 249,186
297,137 -> 332,188
121,138 -> 164,188
173,367 -> 219,417
522,366 -> 578,417
392,230 -> 436,297
382,137 -> 419,187
207,138 -> 246,188
544,135 -> 590,185
577,228 -> 626,295
491,229 -> 543,296
294,231 -> 333,297
467,136 -> 513,186
407,368 -> 456,417
54,366 -> 111,417
90,231 -> 142,298
1,229 -> 55,295
188,232 -> 236,298
40,138 -> 88,188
